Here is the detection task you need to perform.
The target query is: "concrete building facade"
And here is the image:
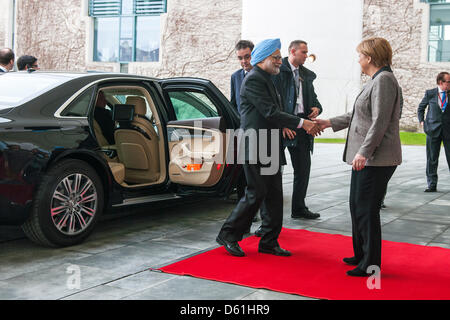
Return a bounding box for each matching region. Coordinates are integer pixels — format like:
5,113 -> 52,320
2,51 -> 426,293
1,0 -> 449,134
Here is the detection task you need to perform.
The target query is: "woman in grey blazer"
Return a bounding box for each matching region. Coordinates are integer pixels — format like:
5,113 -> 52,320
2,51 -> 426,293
315,37 -> 402,277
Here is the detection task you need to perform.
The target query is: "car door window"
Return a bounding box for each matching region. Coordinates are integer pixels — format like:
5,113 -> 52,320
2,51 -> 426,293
168,91 -> 219,120
61,87 -> 94,117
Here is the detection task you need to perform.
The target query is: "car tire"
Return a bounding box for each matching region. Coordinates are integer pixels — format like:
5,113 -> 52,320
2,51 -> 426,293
22,159 -> 104,247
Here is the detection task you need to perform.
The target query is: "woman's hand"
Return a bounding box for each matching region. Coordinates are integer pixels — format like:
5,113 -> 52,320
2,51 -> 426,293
312,118 -> 331,131
352,153 -> 367,171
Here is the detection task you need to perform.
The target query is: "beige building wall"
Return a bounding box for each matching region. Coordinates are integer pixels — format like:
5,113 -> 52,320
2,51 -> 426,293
15,0 -> 86,70
363,0 -> 450,132
14,0 -> 242,99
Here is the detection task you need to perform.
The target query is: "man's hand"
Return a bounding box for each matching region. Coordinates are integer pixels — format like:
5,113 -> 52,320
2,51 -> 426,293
303,119 -> 322,137
282,128 -> 297,140
308,107 -> 320,119
420,121 -> 424,127
352,153 -> 367,171
312,118 -> 331,131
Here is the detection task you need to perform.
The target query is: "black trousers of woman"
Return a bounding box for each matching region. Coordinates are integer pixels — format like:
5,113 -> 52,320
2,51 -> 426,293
349,165 -> 397,272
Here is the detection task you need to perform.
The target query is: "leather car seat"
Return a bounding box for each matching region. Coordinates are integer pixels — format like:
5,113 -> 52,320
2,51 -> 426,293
114,96 -> 160,184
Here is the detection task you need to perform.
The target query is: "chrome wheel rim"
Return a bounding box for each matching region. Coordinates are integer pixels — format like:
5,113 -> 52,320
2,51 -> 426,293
50,173 -> 98,236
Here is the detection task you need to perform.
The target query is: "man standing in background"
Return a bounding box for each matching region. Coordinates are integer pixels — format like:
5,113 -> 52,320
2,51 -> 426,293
230,40 -> 254,113
17,55 -> 39,71
0,48 -> 15,73
273,40 -> 323,219
418,71 -> 450,192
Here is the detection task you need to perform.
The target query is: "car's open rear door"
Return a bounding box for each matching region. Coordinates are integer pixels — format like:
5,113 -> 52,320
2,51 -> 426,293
159,78 -> 241,196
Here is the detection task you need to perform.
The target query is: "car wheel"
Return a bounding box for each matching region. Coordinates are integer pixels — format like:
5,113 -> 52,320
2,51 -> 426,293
22,159 -> 104,247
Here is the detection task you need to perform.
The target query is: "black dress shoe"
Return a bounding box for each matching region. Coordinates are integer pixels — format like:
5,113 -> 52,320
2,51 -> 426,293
258,246 -> 291,256
216,236 -> 245,257
291,209 -> 320,219
254,227 -> 265,237
343,257 -> 360,266
424,187 -> 437,192
346,267 -> 370,277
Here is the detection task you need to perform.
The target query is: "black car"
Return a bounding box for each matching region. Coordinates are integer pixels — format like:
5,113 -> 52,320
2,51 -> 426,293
0,71 -> 242,247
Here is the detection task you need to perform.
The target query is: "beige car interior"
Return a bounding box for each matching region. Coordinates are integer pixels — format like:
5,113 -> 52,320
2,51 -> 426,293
93,86 -> 227,189
167,124 -> 226,187
93,86 -> 166,188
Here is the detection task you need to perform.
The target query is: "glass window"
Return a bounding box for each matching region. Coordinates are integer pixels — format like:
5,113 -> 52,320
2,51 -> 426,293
61,88 -> 95,117
136,16 -> 160,62
94,17 -> 120,62
90,0 -> 165,63
168,91 -> 219,120
428,2 -> 450,61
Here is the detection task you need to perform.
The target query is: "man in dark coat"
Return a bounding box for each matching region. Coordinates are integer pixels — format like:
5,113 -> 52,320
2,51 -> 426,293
216,39 -> 320,257
272,40 -> 323,219
418,71 -> 450,192
230,40 -> 254,113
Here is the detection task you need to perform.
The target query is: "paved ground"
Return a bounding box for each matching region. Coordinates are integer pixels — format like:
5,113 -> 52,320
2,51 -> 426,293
0,144 -> 449,300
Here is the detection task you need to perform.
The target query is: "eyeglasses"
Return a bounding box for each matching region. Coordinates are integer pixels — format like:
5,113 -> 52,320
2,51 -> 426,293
270,55 -> 282,61
237,54 -> 251,61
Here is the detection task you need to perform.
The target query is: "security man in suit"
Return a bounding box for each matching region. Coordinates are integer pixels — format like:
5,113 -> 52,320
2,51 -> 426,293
272,40 -> 323,219
418,71 -> 450,192
216,39 -> 321,257
230,40 -> 254,113
0,48 -> 15,73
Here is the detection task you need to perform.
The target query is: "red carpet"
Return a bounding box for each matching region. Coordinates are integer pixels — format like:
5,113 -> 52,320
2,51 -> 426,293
159,229 -> 450,300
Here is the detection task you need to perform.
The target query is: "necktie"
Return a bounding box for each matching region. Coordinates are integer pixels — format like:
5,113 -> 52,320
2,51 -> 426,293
442,91 -> 447,112
293,68 -> 300,93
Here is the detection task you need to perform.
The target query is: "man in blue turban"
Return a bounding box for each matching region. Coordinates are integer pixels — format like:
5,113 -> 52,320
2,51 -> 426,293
216,39 -> 320,257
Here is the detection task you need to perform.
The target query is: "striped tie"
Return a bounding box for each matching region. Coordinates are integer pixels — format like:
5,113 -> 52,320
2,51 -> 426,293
442,91 -> 447,112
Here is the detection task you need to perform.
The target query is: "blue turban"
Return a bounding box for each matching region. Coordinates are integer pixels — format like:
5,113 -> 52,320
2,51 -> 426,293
251,38 -> 282,66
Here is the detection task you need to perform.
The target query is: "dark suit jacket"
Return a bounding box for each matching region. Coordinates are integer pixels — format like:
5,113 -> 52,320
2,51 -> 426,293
230,69 -> 245,112
239,66 -> 301,166
272,57 -> 322,150
418,88 -> 450,139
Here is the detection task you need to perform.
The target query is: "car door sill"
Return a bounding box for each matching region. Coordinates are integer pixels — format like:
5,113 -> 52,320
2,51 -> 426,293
113,193 -> 182,207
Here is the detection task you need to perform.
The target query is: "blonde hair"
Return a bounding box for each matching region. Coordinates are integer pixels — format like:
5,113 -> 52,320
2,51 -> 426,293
357,37 -> 392,68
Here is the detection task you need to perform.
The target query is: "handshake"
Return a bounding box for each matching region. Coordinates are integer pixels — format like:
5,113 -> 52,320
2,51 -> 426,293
282,118 -> 332,139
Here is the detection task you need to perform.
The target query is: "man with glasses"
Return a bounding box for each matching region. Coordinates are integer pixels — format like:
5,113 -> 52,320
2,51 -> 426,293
231,40 -> 254,113
418,71 -> 450,192
17,55 -> 39,71
216,39 -> 320,258
273,40 -> 323,220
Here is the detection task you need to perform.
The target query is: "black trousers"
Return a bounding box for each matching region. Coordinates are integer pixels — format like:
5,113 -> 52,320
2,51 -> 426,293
218,164 -> 283,249
426,132 -> 450,188
349,166 -> 397,271
287,130 -> 311,214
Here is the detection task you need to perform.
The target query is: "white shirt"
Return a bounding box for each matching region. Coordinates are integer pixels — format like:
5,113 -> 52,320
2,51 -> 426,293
0,65 -> 8,73
288,60 -> 304,128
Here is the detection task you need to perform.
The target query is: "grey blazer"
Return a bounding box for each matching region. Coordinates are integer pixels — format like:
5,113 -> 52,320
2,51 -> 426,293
330,71 -> 402,167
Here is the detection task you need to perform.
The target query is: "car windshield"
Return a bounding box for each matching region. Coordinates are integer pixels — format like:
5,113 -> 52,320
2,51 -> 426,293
0,73 -> 69,111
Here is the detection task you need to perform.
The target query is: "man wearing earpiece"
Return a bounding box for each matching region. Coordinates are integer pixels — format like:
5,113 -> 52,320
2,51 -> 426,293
272,40 -> 323,220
